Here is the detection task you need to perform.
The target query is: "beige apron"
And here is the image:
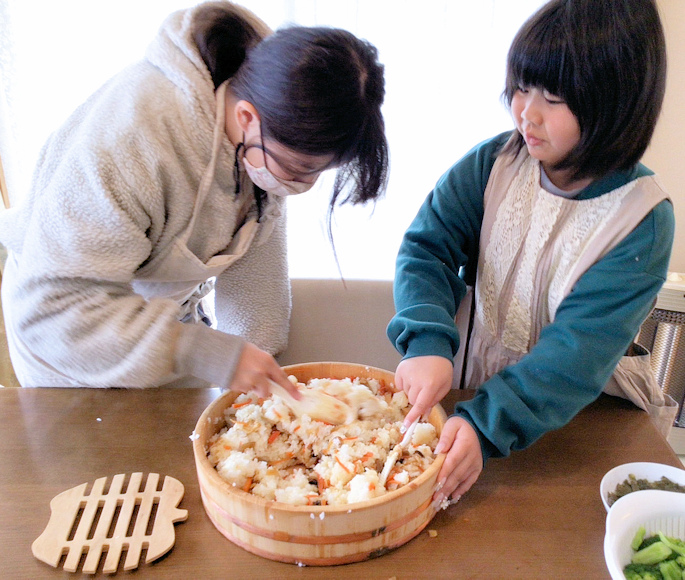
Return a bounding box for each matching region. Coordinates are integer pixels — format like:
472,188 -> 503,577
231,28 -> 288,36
130,81 -> 268,387
603,343 -> 678,437
132,82 -> 260,311
456,149 -> 677,436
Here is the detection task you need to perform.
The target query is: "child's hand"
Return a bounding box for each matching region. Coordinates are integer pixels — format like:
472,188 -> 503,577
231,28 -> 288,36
395,355 -> 453,426
432,416 -> 483,505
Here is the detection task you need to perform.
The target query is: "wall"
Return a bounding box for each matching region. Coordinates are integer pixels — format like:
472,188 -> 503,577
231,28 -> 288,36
1,1 -> 681,276
644,0 -> 685,274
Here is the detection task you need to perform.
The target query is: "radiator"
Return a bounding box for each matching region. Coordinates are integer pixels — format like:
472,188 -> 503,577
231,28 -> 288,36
636,273 -> 685,453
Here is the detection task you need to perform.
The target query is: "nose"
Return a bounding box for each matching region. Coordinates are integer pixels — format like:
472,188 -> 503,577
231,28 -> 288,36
521,94 -> 542,126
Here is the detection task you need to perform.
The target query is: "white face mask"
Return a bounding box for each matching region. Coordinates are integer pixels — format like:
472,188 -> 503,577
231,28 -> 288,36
242,155 -> 316,197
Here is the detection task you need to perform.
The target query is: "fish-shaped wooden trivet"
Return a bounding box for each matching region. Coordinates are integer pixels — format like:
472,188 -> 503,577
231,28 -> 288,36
32,472 -> 188,574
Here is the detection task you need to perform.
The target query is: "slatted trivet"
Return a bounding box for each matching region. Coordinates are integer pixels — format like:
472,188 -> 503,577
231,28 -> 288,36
32,472 -> 188,574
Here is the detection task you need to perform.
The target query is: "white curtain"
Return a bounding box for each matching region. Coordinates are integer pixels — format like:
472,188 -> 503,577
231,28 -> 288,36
0,0 -> 545,278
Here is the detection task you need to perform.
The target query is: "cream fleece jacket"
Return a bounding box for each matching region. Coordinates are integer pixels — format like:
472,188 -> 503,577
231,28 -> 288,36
0,2 -> 291,388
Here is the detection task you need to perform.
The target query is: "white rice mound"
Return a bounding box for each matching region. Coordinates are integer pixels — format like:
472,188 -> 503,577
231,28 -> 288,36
206,376 -> 439,506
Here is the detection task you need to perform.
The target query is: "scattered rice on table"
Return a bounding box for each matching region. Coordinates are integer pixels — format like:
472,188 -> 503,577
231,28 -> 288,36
206,376 -> 438,506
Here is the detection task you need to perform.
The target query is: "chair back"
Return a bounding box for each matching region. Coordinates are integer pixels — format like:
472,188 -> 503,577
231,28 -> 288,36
277,278 -> 401,372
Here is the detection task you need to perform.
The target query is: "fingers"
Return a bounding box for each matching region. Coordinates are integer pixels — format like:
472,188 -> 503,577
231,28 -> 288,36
402,404 -> 423,427
452,471 -> 479,497
403,387 -> 436,427
434,415 -> 460,464
395,356 -> 453,428
268,371 -> 301,400
229,343 -> 294,398
431,417 -> 483,508
431,466 -> 479,511
436,462 -> 479,499
394,371 -> 404,394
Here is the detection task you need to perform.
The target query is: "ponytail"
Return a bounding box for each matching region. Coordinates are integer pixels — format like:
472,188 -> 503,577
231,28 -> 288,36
191,3 -> 269,89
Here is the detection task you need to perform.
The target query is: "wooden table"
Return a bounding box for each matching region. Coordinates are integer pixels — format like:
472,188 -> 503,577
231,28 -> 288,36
0,387 -> 680,579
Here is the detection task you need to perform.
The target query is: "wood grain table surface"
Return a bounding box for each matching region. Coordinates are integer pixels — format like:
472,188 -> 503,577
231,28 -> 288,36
0,386 -> 680,579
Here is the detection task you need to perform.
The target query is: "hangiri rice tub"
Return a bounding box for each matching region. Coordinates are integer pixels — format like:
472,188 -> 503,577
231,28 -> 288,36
192,362 -> 447,566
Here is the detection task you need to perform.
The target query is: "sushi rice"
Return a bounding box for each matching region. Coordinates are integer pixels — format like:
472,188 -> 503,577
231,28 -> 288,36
207,376 -> 438,506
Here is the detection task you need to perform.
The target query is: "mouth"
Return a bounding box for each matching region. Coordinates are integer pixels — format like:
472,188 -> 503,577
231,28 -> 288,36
524,132 -> 543,147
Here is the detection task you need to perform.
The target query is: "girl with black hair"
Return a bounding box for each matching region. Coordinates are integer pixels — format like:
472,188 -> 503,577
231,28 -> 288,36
387,0 -> 676,507
0,1 -> 388,395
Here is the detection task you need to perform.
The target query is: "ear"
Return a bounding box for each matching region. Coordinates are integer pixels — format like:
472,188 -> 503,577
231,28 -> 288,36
234,100 -> 261,133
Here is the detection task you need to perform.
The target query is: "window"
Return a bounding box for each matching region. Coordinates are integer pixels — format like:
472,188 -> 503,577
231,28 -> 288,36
0,0 -> 545,279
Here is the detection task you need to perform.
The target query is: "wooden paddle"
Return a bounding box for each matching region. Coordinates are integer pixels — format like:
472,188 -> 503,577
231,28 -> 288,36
268,380 -> 352,425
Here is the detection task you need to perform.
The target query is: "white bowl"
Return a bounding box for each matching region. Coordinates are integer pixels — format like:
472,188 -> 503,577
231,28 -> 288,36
604,489 -> 685,580
600,461 -> 685,512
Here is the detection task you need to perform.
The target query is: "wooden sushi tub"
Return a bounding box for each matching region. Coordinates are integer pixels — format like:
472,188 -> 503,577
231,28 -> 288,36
192,362 -> 447,566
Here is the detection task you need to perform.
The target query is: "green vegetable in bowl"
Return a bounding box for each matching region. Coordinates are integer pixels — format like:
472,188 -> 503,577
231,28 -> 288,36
631,526 -> 646,551
631,541 -> 672,565
658,559 -> 682,580
623,529 -> 685,579
623,566 -> 660,580
658,532 -> 685,557
608,474 -> 685,506
623,564 -> 662,580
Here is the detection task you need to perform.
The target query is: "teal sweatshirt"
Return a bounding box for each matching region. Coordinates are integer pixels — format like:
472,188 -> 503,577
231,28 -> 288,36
388,131 -> 675,462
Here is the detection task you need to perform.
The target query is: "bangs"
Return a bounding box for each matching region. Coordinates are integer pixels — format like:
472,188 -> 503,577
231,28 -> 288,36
504,4 -> 571,103
507,41 -> 567,99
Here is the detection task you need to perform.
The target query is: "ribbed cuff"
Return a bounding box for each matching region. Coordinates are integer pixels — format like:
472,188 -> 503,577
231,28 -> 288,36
173,323 -> 246,389
402,332 -> 456,363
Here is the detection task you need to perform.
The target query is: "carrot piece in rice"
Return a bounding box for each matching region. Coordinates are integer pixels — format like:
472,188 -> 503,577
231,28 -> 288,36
335,455 -> 351,473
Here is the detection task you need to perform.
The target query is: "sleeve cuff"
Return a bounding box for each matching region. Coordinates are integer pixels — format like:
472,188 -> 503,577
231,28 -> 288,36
174,322 -> 246,389
402,332 -> 456,363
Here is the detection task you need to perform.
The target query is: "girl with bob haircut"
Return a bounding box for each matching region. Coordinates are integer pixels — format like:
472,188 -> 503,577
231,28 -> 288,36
387,0 -> 676,508
0,1 -> 388,396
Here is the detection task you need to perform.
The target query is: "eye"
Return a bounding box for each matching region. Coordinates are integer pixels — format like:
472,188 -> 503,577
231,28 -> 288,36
542,90 -> 565,104
516,84 -> 529,94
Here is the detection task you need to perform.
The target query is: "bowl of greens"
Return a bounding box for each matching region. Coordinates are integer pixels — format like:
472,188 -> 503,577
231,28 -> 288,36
600,462 -> 685,512
604,489 -> 685,580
